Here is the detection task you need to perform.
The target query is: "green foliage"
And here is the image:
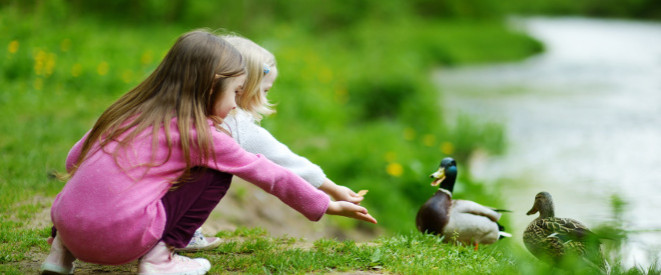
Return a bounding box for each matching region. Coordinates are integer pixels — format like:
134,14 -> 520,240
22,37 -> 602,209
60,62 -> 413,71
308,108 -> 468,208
0,1 -> 543,235
505,0 -> 661,19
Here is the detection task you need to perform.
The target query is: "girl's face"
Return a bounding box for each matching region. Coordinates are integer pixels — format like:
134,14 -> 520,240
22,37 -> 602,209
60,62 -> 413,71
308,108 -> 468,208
261,66 -> 278,95
213,74 -> 246,118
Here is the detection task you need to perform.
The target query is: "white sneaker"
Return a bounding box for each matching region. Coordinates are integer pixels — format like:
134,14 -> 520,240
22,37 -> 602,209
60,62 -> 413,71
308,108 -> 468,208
177,228 -> 221,252
40,235 -> 75,275
139,241 -> 211,275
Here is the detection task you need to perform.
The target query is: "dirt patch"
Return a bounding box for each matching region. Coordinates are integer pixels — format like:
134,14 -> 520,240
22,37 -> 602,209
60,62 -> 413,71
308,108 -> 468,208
18,178 -> 381,274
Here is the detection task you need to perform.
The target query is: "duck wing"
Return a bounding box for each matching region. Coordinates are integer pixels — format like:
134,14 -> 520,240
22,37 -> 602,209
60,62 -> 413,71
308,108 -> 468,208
524,217 -> 597,260
441,200 -> 506,244
452,199 -> 502,222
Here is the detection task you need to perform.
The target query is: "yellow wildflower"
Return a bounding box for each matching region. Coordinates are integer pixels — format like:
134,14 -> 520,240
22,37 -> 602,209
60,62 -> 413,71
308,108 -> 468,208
8,40 -> 19,54
440,142 -> 455,155
45,53 -> 56,76
141,51 -> 153,65
34,50 -> 47,76
422,134 -> 435,147
97,61 -> 109,76
386,162 -> 403,177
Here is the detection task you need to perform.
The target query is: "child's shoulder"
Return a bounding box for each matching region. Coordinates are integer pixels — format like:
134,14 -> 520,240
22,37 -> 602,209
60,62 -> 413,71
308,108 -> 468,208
168,117 -> 232,139
231,109 -> 257,123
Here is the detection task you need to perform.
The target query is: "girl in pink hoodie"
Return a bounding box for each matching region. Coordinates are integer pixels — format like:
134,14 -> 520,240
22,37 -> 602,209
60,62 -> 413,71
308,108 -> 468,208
41,30 -> 376,275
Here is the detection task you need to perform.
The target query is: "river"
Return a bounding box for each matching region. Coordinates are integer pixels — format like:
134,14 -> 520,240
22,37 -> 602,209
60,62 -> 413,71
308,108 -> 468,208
435,17 -> 661,268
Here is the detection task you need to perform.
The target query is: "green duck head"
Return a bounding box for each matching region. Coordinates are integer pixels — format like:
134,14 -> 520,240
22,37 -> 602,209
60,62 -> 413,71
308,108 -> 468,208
527,191 -> 555,219
430,157 -> 457,192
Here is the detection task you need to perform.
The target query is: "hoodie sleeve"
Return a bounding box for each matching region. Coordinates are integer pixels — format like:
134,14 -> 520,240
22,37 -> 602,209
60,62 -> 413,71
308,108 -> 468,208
204,127 -> 330,221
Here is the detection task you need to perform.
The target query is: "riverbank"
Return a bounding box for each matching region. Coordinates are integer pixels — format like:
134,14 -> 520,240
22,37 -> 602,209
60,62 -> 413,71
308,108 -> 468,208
436,16 -> 661,269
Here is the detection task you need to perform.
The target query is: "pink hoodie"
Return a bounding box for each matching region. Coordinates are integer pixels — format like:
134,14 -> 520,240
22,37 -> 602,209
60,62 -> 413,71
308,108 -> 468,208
51,118 -> 330,265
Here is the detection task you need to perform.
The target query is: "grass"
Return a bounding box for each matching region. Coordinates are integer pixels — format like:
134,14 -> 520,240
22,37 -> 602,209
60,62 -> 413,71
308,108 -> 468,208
2,225 -> 656,274
201,227 -> 661,274
4,2 -> 656,274
201,228 -> 519,274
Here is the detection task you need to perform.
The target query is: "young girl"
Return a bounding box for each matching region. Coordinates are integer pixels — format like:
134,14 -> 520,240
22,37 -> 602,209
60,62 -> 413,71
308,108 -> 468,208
182,35 -> 369,251
224,34 -> 360,202
41,30 -> 376,275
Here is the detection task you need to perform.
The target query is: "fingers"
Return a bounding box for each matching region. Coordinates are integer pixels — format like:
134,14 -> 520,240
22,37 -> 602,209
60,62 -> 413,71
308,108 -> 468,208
347,204 -> 376,223
356,212 -> 377,224
333,189 -> 364,204
352,204 -> 368,214
342,201 -> 366,213
326,200 -> 377,224
346,195 -> 364,204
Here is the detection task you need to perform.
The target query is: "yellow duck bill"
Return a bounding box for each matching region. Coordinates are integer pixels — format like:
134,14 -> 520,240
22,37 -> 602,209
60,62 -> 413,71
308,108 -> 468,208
430,167 -> 446,186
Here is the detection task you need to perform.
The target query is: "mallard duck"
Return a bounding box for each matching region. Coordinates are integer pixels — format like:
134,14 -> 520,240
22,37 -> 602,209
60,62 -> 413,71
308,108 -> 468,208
415,157 -> 511,246
524,192 -> 604,266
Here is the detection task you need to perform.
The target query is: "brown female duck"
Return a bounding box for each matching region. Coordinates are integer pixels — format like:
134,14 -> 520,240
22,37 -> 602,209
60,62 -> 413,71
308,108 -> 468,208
524,191 -> 605,267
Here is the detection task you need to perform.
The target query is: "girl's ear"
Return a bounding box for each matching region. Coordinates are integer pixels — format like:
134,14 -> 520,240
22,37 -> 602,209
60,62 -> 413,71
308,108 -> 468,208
236,86 -> 245,98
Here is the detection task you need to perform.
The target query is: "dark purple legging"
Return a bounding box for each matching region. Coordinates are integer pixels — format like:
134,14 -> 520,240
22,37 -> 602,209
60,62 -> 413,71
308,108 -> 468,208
160,167 -> 232,248
52,167 -> 232,249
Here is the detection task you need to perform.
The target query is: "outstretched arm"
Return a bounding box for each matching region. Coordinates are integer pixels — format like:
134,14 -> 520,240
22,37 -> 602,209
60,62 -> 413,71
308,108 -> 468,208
225,111 -> 364,203
326,201 -> 377,224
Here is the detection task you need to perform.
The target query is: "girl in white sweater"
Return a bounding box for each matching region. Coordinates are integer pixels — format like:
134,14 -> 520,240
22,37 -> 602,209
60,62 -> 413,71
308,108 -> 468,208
182,35 -> 369,251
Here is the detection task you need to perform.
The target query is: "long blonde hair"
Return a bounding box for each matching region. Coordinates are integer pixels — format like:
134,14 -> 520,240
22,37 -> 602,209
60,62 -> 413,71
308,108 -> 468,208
222,35 -> 276,121
68,30 -> 245,179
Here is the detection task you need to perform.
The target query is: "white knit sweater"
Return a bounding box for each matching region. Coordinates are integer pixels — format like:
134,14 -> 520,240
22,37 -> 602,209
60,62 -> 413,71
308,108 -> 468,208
221,109 -> 326,188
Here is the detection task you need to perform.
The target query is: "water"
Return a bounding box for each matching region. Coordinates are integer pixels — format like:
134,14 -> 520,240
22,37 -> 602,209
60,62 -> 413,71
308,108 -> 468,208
435,17 -> 661,268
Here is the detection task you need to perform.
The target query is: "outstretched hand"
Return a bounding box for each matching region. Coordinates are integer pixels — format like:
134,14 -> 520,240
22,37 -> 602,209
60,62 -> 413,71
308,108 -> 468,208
319,179 -> 364,204
326,201 -> 377,224
330,185 -> 365,204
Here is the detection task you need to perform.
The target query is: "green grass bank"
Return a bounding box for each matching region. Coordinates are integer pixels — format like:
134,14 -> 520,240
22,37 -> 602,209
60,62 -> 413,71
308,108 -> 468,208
5,1 -> 652,274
